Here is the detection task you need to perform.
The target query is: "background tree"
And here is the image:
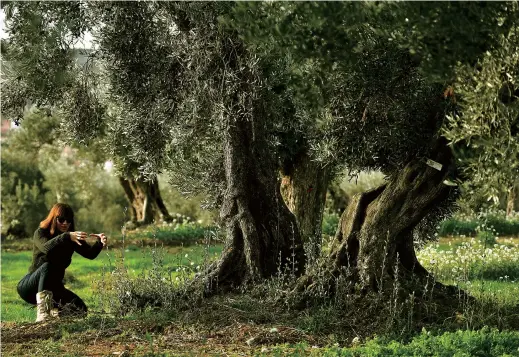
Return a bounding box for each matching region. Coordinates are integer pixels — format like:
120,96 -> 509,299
0,111 -> 51,238
0,1 -> 176,228
507,179 -> 519,218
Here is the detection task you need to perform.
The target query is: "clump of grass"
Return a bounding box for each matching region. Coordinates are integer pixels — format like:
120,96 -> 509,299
92,232 -> 519,342
477,230 -> 497,246
94,240 -> 219,316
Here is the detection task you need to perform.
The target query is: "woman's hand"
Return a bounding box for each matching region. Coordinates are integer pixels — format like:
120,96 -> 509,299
90,233 -> 107,247
70,231 -> 87,246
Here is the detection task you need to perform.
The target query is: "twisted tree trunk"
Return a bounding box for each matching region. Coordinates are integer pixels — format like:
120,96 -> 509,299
281,152 -> 332,264
195,36 -> 306,295
299,138 -> 459,298
119,176 -> 173,227
201,114 -> 306,295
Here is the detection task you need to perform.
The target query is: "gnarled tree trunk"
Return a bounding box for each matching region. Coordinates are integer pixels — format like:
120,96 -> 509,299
201,114 -> 306,295
195,37 -> 306,295
119,176 -> 173,227
281,152 -> 332,264
299,139 -> 459,298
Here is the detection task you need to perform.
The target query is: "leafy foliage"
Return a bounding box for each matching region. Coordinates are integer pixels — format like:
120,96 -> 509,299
230,2 -> 519,196
0,170 -> 47,239
0,110 -> 54,238
439,216 -> 519,238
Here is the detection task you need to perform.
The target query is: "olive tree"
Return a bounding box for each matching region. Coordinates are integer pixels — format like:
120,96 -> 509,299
3,1 -> 517,300
230,2 -> 519,296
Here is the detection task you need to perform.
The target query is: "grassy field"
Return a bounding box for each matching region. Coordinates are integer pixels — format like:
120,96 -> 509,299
1,243 -> 223,322
2,237 -> 519,356
2,238 -> 519,315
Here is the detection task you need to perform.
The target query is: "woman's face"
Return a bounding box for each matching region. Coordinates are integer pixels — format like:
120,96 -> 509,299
56,216 -> 71,233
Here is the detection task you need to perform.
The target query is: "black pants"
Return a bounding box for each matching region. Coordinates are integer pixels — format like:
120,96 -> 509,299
17,262 -> 87,315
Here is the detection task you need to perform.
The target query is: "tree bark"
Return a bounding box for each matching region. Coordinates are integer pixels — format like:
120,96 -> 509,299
194,37 -> 306,295
506,180 -> 519,218
201,114 -> 306,295
354,149 -> 452,290
299,138 -> 458,297
281,151 -> 332,264
119,176 -> 173,227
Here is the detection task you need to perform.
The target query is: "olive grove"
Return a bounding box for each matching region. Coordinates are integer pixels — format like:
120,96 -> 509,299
2,1 -> 518,299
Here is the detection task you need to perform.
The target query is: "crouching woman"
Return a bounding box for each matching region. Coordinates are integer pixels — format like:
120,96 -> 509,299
17,203 -> 107,322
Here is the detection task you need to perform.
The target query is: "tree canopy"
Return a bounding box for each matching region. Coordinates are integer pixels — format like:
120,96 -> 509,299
3,1 -> 517,200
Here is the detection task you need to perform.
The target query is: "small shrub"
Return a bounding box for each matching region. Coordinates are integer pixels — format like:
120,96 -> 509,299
438,219 -> 479,236
322,212 -> 340,237
478,230 -> 497,246
1,156 -> 48,239
439,216 -> 519,237
126,221 -> 219,246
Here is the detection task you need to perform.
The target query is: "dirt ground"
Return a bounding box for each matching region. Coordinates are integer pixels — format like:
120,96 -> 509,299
1,317 -> 320,356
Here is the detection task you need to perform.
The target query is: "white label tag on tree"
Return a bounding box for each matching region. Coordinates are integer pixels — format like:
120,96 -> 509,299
426,159 -> 442,171
443,179 -> 457,186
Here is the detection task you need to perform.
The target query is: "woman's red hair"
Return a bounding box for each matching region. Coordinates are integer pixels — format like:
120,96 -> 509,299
39,203 -> 75,236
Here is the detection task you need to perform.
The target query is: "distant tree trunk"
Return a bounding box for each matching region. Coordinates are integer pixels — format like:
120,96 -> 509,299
119,176 -> 173,227
506,180 -> 519,218
298,138 -> 461,298
326,180 -> 349,215
281,152 -> 332,264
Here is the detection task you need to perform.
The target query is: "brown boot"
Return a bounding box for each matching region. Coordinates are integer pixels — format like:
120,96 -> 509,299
35,290 -> 53,322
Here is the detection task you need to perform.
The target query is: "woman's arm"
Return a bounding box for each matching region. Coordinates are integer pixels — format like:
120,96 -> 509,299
33,228 -> 72,255
74,239 -> 104,260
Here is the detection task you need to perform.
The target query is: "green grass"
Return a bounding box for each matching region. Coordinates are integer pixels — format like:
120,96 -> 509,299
260,328 -> 519,356
4,237 -> 519,322
1,244 -> 223,322
125,222 -> 221,245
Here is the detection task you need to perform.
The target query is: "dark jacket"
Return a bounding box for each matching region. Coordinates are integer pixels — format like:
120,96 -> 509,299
29,227 -> 104,273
